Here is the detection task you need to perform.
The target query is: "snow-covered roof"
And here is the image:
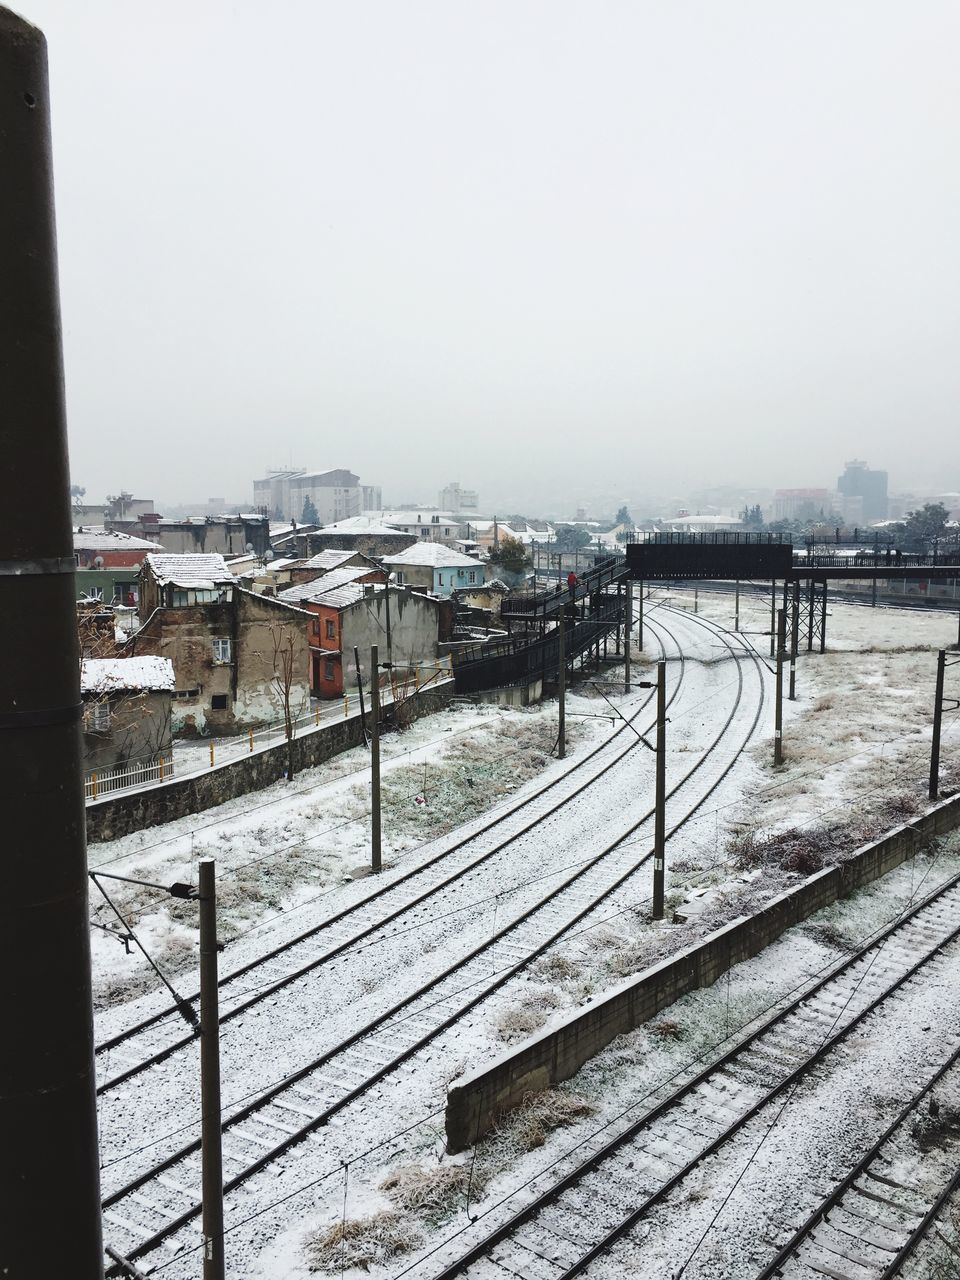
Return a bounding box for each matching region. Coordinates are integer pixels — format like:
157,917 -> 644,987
81,656 -> 175,695
275,567 -> 375,605
143,553 -> 234,587
375,510 -> 458,528
381,543 -> 485,569
73,528 -> 163,551
302,549 -> 361,570
318,517 -> 411,536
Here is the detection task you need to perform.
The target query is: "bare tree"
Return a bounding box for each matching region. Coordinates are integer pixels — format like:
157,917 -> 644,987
269,623 -> 306,781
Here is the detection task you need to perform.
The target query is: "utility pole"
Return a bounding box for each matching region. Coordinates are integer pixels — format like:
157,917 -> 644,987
930,649 -> 946,800
0,10 -> 103,1275
652,660 -> 667,920
370,644 -> 382,870
734,579 -> 740,632
637,579 -> 644,650
789,580 -> 800,700
353,645 -> 368,745
624,579 -> 633,692
770,579 -> 776,657
774,608 -> 786,766
199,859 -> 225,1280
557,610 -> 566,759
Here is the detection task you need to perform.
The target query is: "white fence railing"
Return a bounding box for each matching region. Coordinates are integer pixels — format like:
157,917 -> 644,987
85,753 -> 174,801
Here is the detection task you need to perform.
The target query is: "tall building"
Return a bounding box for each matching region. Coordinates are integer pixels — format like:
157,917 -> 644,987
439,481 -> 479,512
837,460 -> 888,521
253,468 -> 372,523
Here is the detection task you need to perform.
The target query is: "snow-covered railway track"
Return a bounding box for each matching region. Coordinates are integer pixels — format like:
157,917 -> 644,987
99,612 -> 766,1274
755,1052 -> 960,1279
421,875 -> 960,1280
96,616 -> 681,1089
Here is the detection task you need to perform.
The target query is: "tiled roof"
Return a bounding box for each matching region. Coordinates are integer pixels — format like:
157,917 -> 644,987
73,528 -> 163,551
275,567 -> 373,605
143,553 -> 234,587
81,656 -> 175,694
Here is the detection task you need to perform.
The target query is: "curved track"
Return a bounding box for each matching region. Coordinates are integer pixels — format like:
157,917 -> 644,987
96,614 -> 680,1085
98,607 -> 768,1274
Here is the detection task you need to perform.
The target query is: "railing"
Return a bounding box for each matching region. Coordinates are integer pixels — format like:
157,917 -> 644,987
85,753 -> 174,800
501,555 -> 628,621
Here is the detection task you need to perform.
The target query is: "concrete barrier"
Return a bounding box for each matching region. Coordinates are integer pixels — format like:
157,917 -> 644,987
86,684 -> 453,844
445,790 -> 960,1152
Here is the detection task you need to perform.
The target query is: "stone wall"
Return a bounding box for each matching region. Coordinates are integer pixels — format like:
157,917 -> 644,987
86,683 -> 452,843
445,791 -> 960,1152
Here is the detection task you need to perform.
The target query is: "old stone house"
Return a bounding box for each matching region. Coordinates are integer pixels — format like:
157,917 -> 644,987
381,542 -> 488,597
132,554 -> 311,735
80,656 -> 175,775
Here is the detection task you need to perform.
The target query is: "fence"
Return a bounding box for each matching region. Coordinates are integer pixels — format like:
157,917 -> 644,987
84,753 -> 174,800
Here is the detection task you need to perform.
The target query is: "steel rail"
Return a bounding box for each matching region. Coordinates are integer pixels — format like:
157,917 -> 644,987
427,867 -> 960,1279
526,890 -> 960,1280
101,611 -> 766,1270
96,617 -> 678,1083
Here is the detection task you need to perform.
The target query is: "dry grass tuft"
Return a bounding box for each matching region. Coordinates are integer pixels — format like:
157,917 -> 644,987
650,1018 -> 684,1040
494,990 -> 562,1042
306,1210 -> 419,1273
730,827 -> 835,876
503,1089 -> 597,1152
380,1164 -> 473,1219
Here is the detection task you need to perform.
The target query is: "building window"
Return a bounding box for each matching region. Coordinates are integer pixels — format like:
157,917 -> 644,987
325,619 -> 336,640
173,688 -> 200,700
324,659 -> 335,681
420,527 -> 428,536
212,637 -> 232,664
395,572 -> 404,585
469,571 -> 476,583
312,619 -> 320,637
211,693 -> 229,710
84,700 -> 111,732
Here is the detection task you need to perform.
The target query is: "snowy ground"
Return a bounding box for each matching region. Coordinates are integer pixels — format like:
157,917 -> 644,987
88,597 -> 960,1278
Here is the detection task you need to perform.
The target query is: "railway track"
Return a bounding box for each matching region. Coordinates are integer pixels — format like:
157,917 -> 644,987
98,608 -> 766,1274
417,872 -> 960,1280
96,614 -> 680,1087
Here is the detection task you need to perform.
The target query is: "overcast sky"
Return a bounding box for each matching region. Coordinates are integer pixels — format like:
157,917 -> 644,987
26,0 -> 960,515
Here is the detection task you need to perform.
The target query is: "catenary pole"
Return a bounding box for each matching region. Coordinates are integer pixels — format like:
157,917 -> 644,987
557,609 -> 566,759
0,10 -> 103,1276
652,660 -> 667,920
199,859 -> 225,1280
370,644 -> 382,871
624,579 -> 633,692
789,579 -> 800,700
930,649 -> 946,801
637,580 -> 644,650
353,645 -> 368,746
774,608 -> 786,766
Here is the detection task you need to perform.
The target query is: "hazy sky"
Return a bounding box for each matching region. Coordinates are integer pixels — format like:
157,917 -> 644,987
26,0 -> 960,514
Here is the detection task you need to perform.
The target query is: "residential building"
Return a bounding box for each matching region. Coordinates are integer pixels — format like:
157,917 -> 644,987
292,517 -> 416,559
153,514 -> 270,558
253,468 -> 375,523
381,542 -> 488,596
73,527 -> 163,569
771,489 -> 835,522
439,482 -> 479,512
375,510 -> 459,544
133,553 -> 312,733
837,460 -> 888,521
361,485 -> 383,512
80,656 -> 175,775
278,579 -> 441,699
285,549 -> 385,587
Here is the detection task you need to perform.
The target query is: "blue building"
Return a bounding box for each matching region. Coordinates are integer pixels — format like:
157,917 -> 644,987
381,542 -> 487,597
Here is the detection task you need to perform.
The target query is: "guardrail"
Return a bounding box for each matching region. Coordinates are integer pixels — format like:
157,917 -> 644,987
85,753 -> 174,800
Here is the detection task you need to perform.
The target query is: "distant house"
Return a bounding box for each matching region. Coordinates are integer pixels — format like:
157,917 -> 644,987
152,514 -> 270,558
375,510 -> 460,545
277,576 -> 441,699
81,656 -> 175,780
131,554 -> 312,735
381,543 -> 488,597
73,527 -> 163,569
285,549 -> 385,588
293,517 -> 416,559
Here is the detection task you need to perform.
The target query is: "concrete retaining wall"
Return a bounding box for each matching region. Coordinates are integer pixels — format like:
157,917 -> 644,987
445,790 -> 960,1152
86,684 -> 453,844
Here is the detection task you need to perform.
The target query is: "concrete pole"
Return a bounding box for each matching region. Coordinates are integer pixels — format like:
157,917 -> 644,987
930,649 -> 946,800
557,612 -> 566,759
774,608 -> 786,766
624,579 -> 633,693
734,579 -> 740,632
820,581 -> 827,653
199,859 -> 225,1280
637,580 -> 644,650
770,579 -> 776,657
353,644 -> 368,746
652,660 -> 667,920
0,10 -> 103,1275
789,579 -> 800,700
370,644 -> 382,871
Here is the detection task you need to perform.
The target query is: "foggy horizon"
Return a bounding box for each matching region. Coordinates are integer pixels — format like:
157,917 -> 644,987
27,0 -> 960,512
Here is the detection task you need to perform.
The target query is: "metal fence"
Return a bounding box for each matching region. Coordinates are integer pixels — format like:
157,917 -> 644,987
85,753 -> 174,800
